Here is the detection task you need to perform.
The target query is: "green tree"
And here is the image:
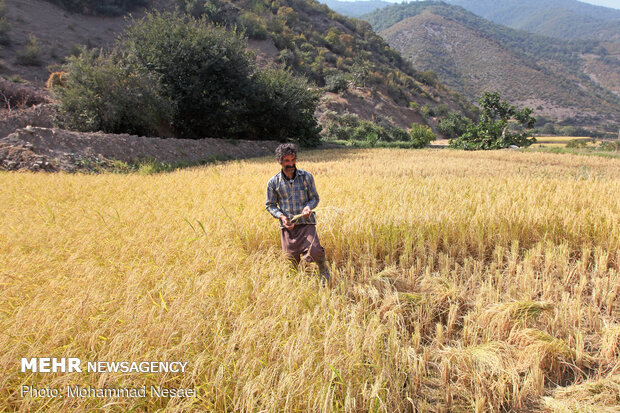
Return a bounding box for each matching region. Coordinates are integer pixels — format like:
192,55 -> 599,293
325,72 -> 349,93
122,12 -> 254,139
246,68 -> 321,146
540,123 -> 557,135
409,123 -> 436,148
437,111 -> 471,139
450,92 -> 536,150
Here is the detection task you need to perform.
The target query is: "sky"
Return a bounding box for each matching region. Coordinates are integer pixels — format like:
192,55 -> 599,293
376,0 -> 620,10
578,0 -> 620,9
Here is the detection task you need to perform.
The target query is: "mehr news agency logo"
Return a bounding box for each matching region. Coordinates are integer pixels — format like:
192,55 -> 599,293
20,357 -> 196,399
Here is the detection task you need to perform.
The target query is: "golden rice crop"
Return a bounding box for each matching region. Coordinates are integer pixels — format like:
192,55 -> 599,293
533,136 -> 593,142
531,136 -> 597,148
1,148 -> 619,412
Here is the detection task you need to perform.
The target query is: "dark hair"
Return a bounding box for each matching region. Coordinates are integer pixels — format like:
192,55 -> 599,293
275,143 -> 297,162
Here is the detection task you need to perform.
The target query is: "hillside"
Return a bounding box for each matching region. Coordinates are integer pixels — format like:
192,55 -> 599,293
0,0 -> 475,140
444,0 -> 620,41
361,2 -> 620,130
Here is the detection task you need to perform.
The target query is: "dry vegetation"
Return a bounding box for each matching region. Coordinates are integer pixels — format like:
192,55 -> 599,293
1,149 -> 619,412
0,77 -> 48,111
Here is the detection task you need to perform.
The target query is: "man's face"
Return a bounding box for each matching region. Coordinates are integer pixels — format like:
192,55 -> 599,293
279,154 -> 296,172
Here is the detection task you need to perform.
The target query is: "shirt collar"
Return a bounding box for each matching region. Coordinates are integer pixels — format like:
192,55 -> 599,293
281,167 -> 297,181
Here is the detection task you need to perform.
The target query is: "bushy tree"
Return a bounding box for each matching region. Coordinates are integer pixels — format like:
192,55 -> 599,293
450,92 -> 536,150
237,11 -> 269,39
409,123 -> 436,148
53,48 -> 171,136
540,123 -> 557,135
325,73 -> 349,93
437,111 -> 471,139
247,68 -> 321,146
122,12 -> 254,139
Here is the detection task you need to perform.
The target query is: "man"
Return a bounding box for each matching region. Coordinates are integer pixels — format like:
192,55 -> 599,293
265,143 -> 330,285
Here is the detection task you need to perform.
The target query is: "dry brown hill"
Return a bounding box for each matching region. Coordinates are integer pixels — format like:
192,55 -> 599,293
0,0 -> 142,84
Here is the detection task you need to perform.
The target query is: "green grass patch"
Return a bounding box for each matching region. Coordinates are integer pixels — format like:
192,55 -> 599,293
73,155 -> 234,174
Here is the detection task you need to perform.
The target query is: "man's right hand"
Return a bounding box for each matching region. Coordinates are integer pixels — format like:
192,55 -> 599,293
280,215 -> 295,230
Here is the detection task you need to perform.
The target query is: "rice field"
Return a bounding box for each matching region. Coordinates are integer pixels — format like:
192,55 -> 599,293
534,136 -> 593,142
531,136 -> 594,148
1,148 -> 619,412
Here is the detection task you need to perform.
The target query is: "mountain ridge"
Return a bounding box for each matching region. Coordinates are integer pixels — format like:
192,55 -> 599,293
324,0 -> 620,41
361,1 -> 620,129
443,0 -> 620,41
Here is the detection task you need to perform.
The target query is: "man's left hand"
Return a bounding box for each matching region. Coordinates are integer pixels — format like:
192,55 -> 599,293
302,206 -> 312,218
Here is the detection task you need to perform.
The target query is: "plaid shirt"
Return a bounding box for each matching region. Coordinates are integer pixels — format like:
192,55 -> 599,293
266,168 -> 319,228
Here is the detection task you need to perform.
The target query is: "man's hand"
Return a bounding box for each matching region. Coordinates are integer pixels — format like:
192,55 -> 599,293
280,215 -> 295,230
301,206 -> 312,218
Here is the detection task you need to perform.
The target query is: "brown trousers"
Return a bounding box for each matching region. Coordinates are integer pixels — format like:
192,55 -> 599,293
280,224 -> 325,264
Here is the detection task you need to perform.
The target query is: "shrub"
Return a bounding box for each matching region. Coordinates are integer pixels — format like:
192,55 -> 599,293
52,48 -> 172,137
540,123 -> 557,135
236,12 -> 268,40
278,49 -> 295,66
409,123 -> 436,148
376,118 -> 409,142
351,122 -> 379,146
598,140 -> 619,151
177,0 -> 227,23
121,13 -> 253,139
16,35 -> 43,66
322,112 -> 360,141
417,70 -> 438,86
322,112 -> 409,146
325,73 -> 348,93
420,104 -> 434,119
0,77 -> 48,109
178,0 -> 206,18
246,68 -> 321,146
566,139 -> 590,149
434,104 -> 449,117
386,83 -> 407,104
437,111 -> 471,139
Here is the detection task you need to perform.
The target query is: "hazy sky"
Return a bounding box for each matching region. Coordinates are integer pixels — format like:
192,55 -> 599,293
579,0 -> 620,9
378,0 -> 620,10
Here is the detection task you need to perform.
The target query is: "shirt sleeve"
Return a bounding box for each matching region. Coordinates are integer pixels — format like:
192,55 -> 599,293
265,179 -> 283,219
305,173 -> 319,210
